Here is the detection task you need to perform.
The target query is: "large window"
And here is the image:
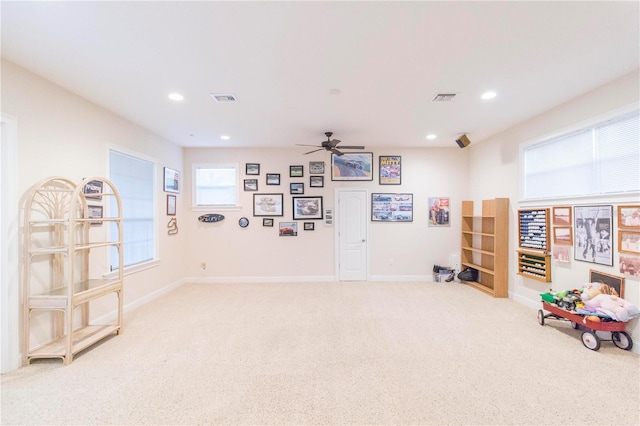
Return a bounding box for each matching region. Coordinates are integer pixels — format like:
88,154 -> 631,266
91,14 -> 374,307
109,149 -> 156,270
523,109 -> 639,200
193,163 -> 239,207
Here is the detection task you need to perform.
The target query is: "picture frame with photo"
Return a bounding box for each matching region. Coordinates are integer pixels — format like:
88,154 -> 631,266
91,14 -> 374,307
279,221 -> 298,236
552,206 -> 572,225
290,183 -> 304,194
619,254 -> 640,279
246,163 -> 260,175
87,205 -> 103,226
163,167 -> 180,193
553,226 -> 573,245
371,193 -> 413,222
331,152 -> 373,181
253,193 -> 284,217
428,197 -> 450,227
292,196 -> 323,220
618,230 -> 640,255
266,173 -> 280,185
166,194 -> 176,216
574,205 -> 613,266
379,155 -> 401,185
618,205 -> 640,229
310,176 -> 324,188
309,161 -> 325,174
290,165 -> 304,177
83,179 -> 103,200
244,179 -> 258,191
263,218 -> 274,227
589,269 -> 625,299
304,222 -> 315,231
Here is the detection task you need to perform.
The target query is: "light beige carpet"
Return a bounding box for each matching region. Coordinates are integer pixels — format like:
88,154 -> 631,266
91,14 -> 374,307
2,281 -> 639,425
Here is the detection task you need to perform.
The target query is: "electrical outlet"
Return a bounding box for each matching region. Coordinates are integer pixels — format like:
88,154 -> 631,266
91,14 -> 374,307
201,262 -> 206,269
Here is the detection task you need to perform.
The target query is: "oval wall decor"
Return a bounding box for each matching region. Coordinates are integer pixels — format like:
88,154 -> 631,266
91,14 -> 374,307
198,213 -> 225,223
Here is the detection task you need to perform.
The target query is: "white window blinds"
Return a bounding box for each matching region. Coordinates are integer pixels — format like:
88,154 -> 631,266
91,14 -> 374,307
523,110 -> 639,200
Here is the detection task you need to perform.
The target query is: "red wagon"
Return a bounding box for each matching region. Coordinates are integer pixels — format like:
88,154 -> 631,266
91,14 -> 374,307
538,301 -> 633,351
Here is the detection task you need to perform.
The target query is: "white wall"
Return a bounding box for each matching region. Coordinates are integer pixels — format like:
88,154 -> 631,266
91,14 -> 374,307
183,147 -> 469,281
467,69 -> 640,352
1,59 -> 189,368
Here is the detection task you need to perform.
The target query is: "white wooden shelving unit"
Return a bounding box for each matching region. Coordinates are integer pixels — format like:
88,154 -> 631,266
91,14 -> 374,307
22,176 -> 123,365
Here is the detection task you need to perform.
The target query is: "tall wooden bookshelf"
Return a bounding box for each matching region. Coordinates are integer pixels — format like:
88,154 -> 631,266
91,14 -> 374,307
460,198 -> 509,298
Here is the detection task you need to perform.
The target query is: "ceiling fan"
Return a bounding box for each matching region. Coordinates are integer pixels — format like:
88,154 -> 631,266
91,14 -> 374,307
297,132 -> 365,156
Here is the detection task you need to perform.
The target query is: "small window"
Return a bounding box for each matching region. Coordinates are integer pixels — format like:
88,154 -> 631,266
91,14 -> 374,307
522,109 -> 639,200
193,163 -> 240,208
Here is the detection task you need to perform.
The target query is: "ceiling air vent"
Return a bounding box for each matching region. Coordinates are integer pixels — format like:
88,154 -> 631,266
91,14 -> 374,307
210,93 -> 238,103
432,93 -> 457,102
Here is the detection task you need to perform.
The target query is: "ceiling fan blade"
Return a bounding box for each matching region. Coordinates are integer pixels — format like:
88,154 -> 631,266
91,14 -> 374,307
296,144 -> 321,147
304,148 -> 324,155
330,148 -> 344,156
338,145 -> 365,149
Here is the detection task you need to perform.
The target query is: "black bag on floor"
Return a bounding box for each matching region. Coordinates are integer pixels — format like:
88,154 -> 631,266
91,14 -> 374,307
457,267 -> 478,281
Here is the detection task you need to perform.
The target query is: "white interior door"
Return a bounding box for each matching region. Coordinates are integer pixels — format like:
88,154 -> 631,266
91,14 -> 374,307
337,189 -> 368,281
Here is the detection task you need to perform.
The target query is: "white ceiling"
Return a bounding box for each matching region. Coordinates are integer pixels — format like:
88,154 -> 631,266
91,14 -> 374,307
2,1 -> 639,150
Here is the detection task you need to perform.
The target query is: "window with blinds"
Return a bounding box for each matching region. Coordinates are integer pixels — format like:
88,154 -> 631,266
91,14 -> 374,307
193,164 -> 239,207
523,110 -> 639,200
109,149 -> 156,270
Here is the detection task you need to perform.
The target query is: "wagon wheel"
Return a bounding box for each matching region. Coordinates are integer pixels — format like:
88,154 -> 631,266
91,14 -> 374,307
537,310 -> 545,326
571,322 -> 580,330
581,331 -> 600,351
612,331 -> 633,351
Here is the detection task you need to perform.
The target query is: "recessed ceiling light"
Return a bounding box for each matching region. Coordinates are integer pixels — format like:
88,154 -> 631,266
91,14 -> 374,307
220,135 -> 230,140
426,134 -> 437,140
168,93 -> 184,101
481,91 -> 497,100
328,89 -> 341,95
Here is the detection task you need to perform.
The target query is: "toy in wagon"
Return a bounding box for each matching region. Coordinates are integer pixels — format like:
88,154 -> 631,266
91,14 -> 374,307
537,281 -> 639,351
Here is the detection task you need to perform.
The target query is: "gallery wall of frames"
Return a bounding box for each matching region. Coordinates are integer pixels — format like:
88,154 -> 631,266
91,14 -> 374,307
234,154 -> 451,237
519,204 -> 640,282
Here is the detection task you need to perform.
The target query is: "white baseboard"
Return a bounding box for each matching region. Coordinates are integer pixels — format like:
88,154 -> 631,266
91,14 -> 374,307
369,274 -> 434,282
94,277 -> 187,324
186,275 -> 336,284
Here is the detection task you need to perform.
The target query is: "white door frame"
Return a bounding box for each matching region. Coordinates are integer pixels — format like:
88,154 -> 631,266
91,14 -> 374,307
1,113 -> 20,373
334,188 -> 370,281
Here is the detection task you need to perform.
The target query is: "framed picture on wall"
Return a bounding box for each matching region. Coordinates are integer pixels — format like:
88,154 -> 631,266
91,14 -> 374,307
246,163 -> 260,175
331,153 -> 373,181
83,179 -> 103,200
310,176 -> 324,188
309,161 -> 325,174
87,205 -> 103,226
266,173 -> 280,185
618,230 -> 640,255
279,221 -> 298,236
552,206 -> 572,225
372,193 -> 413,222
379,155 -> 401,185
553,226 -> 572,245
290,183 -> 304,194
428,197 -> 450,226
289,165 -> 304,177
163,167 -> 180,193
574,205 -> 613,266
618,205 -> 640,229
589,269 -> 625,298
244,179 -> 258,191
253,193 -> 283,217
292,196 -> 323,220
166,194 -> 176,216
